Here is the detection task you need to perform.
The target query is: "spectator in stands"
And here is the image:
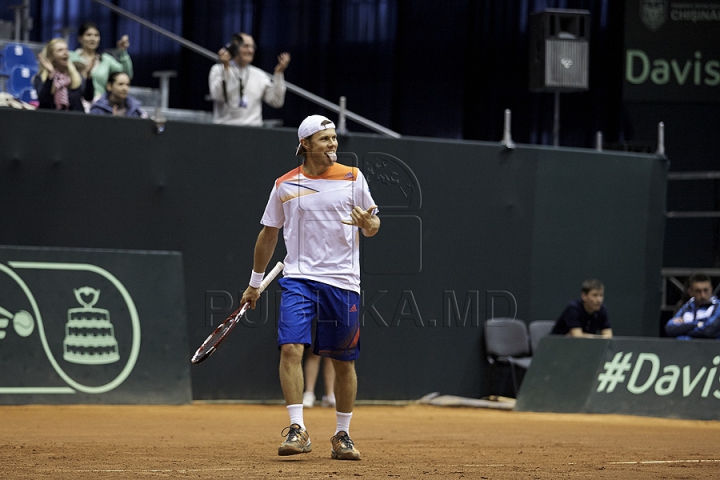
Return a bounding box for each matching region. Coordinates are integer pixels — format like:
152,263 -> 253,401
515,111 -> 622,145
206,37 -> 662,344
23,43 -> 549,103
208,32 -> 290,126
551,279 -> 613,338
69,21 -> 134,102
34,38 -> 93,111
665,273 -> 720,339
302,352 -> 336,409
89,72 -> 147,118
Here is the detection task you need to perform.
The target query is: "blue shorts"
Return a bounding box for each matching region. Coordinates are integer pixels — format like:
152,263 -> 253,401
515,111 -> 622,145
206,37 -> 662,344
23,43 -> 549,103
277,277 -> 360,361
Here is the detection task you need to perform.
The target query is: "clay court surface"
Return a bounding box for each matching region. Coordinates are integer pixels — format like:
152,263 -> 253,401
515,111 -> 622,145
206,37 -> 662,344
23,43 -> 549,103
1,403 -> 719,479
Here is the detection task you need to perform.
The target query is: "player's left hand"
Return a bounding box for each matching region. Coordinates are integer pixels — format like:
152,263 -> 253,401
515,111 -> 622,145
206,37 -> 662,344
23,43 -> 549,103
342,205 -> 379,230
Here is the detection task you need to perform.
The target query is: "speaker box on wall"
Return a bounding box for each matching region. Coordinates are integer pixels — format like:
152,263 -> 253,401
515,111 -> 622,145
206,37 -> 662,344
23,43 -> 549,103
529,9 -> 590,92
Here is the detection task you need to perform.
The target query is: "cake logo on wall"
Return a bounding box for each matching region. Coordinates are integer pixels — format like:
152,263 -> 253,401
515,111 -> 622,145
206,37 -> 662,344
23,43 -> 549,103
641,0 -> 668,31
0,260 -> 141,395
64,287 -> 120,365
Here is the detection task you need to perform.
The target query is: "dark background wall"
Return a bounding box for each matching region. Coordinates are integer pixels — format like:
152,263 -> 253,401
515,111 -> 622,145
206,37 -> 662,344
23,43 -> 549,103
0,109 -> 667,400
4,0 -> 714,271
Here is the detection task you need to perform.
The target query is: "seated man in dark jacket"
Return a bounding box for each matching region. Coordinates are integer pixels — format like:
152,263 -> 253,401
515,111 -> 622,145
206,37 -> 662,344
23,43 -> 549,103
665,273 -> 720,340
89,72 -> 146,118
551,278 -> 612,338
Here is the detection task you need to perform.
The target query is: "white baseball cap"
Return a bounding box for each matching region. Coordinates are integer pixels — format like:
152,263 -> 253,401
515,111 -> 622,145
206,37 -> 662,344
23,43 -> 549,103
296,115 -> 336,155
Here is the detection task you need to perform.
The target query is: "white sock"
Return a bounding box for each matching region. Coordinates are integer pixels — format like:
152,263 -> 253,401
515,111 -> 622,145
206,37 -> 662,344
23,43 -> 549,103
335,411 -> 352,435
287,404 -> 304,429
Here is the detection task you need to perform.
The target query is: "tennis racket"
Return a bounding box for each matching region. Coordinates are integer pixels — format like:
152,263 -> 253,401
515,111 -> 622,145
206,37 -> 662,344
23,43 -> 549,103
191,261 -> 284,364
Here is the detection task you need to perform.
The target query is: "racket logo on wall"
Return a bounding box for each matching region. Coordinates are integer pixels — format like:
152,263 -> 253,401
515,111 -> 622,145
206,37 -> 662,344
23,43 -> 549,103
361,152 -> 423,276
0,307 -> 34,339
0,261 -> 140,395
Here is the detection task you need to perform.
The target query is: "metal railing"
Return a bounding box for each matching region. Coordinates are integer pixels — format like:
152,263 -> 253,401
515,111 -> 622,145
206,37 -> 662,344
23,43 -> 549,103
666,170 -> 720,219
90,0 -> 400,138
668,171 -> 720,180
661,268 -> 720,311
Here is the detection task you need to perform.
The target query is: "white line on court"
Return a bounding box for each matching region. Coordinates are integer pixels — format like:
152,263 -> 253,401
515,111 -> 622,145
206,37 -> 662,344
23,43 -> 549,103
38,468 -> 247,474
608,459 -> 720,465
38,459 -> 720,474
458,459 -> 720,467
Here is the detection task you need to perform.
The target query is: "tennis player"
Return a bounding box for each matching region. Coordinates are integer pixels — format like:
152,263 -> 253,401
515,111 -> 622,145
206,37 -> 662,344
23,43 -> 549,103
241,114 -> 380,460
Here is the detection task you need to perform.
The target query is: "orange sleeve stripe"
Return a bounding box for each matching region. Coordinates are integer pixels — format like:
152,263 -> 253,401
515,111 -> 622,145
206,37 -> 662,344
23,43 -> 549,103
277,164 -> 357,185
275,167 -> 302,188
321,164 -> 357,181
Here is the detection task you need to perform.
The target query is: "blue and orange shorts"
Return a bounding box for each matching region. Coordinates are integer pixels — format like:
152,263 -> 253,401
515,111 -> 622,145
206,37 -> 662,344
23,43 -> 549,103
277,277 -> 360,361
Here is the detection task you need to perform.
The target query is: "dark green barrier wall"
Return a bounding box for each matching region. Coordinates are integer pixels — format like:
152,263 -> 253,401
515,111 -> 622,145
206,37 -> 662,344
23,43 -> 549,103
517,337 -> 720,420
0,109 -> 667,400
0,245 -> 191,404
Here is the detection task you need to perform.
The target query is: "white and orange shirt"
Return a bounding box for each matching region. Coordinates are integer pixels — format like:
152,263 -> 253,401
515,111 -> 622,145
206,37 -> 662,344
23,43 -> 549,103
261,162 -> 378,293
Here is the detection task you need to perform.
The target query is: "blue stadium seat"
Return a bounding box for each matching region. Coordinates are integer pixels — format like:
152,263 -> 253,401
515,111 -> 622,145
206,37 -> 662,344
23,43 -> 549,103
19,86 -> 38,106
1,43 -> 38,94
1,42 -> 38,73
7,65 -> 36,97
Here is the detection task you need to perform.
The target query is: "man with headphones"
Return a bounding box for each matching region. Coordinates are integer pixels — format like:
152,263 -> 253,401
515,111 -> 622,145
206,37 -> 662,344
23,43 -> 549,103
208,32 -> 290,126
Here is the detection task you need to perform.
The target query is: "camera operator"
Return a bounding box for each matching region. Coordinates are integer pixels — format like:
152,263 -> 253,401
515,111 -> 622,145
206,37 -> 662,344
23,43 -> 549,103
208,32 -> 290,126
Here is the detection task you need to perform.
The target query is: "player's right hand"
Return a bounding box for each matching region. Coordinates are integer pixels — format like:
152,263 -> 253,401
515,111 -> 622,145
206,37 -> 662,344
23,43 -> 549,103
241,286 -> 261,310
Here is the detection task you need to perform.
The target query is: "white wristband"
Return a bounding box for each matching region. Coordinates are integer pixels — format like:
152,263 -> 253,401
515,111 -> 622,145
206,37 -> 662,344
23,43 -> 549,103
249,270 -> 264,288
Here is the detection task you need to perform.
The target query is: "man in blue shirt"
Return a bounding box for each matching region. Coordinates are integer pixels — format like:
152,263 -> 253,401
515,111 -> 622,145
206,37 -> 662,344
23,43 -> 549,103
665,273 -> 720,339
551,279 -> 612,338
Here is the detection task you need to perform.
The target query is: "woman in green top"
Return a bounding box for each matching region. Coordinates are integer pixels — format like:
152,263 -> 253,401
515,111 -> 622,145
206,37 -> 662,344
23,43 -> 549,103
69,21 -> 134,103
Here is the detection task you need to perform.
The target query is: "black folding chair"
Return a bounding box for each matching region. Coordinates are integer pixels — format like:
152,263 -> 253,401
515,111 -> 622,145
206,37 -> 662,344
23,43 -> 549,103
484,318 -> 532,397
